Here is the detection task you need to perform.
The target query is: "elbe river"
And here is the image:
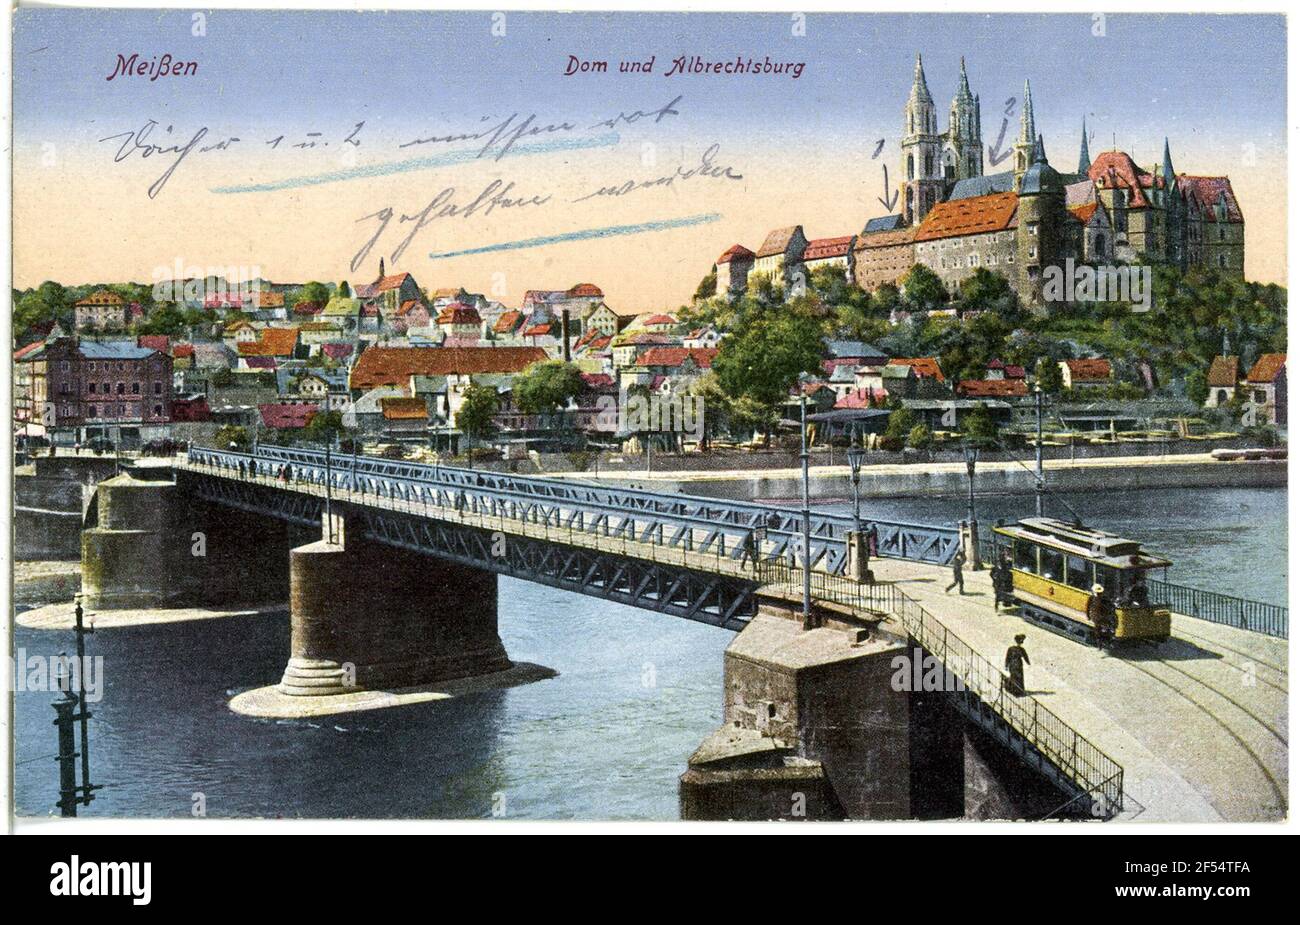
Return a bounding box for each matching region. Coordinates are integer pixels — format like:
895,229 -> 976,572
13,485 -> 1285,819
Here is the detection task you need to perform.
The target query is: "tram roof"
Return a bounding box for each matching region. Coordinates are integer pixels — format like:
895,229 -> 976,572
992,517 -> 1171,569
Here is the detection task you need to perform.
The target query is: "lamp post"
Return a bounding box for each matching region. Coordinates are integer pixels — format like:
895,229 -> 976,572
847,444 -> 865,533
1034,383 -> 1044,517
964,443 -> 982,571
799,380 -> 813,631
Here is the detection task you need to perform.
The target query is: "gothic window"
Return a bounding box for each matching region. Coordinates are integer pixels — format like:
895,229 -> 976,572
925,154 -> 935,176
907,155 -> 915,180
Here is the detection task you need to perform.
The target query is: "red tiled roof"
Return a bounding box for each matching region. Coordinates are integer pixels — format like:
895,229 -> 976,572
137,335 -> 170,353
1064,358 -> 1112,381
640,313 -> 677,326
1246,353 -> 1286,383
437,303 -> 481,325
1207,355 -> 1240,388
243,356 -> 278,370
1069,202 -> 1100,224
1089,151 -> 1161,209
854,227 -> 916,250
350,346 -> 547,390
259,403 -> 317,429
566,282 -> 603,297
620,332 -> 674,346
716,244 -> 755,264
756,226 -> 801,258
237,327 -> 299,357
14,341 -> 44,360
958,379 -> 1029,398
914,192 -> 1018,242
380,398 -> 429,421
75,289 -> 126,306
580,372 -> 616,390
635,347 -> 718,369
293,301 -> 325,315
888,357 -> 944,382
250,291 -> 285,308
494,310 -> 524,333
1179,175 -> 1244,223
803,236 -> 855,261
321,343 -> 354,361
523,322 -> 554,337
397,299 -> 427,317
172,344 -> 195,359
835,388 -> 887,409
374,272 -> 415,292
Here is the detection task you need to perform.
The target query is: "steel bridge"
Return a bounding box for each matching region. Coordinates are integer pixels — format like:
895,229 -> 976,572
182,445 -> 960,630
179,446 -> 1148,818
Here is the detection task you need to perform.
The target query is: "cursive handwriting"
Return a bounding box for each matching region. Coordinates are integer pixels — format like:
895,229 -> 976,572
573,143 -> 742,203
98,120 -> 238,199
351,179 -> 552,273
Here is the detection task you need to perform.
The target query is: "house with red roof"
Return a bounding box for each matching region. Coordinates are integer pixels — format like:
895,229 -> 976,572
957,379 -> 1029,399
715,244 -> 755,298
1245,353 -> 1286,426
1204,355 -> 1240,409
258,402 -> 318,430
1060,358 -> 1113,391
436,302 -> 482,340
74,290 -> 128,330
802,235 -> 857,278
750,225 -> 808,289
888,357 -> 945,382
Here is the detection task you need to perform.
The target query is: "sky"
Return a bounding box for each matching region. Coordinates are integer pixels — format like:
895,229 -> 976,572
10,10 -> 1288,310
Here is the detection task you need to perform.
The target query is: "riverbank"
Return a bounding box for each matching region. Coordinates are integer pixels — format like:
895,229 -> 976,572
546,452 -> 1287,500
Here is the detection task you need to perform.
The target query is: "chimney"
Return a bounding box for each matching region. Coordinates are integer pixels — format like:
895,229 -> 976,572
379,257 -> 385,279
562,308 -> 572,362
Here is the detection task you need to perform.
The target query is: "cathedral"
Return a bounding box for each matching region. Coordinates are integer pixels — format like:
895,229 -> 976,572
714,54 -> 1246,308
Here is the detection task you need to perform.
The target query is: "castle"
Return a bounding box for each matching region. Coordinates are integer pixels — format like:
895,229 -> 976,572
716,55 -> 1245,308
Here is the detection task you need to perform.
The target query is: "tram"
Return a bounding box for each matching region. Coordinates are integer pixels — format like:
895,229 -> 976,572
990,517 -> 1172,644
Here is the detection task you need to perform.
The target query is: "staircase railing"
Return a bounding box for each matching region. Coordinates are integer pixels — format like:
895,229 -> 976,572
755,558 -> 1125,818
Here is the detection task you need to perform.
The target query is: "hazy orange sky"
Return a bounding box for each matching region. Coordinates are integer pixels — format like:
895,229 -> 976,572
12,10 -> 1287,312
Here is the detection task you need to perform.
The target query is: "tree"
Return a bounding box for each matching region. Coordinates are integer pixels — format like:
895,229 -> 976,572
900,264 -> 949,310
210,367 -> 235,389
302,409 -> 346,445
300,281 -> 330,305
1035,356 -> 1064,393
711,311 -> 824,444
14,281 -> 71,338
688,371 -> 732,450
514,360 -> 585,414
457,381 -> 500,443
214,425 -> 249,450
694,268 -> 718,302
907,423 -> 934,449
961,402 -> 999,448
337,281 -> 352,298
885,405 -> 916,439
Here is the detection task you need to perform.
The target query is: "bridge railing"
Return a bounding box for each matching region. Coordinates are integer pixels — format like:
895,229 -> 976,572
755,558 -> 1125,818
185,445 -> 962,570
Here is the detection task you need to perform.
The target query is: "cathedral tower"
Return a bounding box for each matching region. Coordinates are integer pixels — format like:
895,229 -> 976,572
945,57 -> 983,181
1012,79 -> 1036,185
1077,118 -> 1091,176
901,54 -> 945,226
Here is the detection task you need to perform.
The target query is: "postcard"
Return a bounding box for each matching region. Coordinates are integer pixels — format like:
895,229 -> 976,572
6,6 -> 1290,836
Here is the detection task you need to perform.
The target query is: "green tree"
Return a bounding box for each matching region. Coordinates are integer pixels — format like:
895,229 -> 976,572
711,311 -> 824,443
214,425 -> 249,450
900,264 -> 949,310
457,381 -> 500,443
1035,356 -> 1064,393
961,402 -> 999,448
907,423 -> 934,449
885,405 -> 916,439
302,409 -> 346,445
337,280 -> 352,298
14,281 -> 71,338
300,281 -> 330,305
694,268 -> 718,302
514,360 -> 585,414
688,371 -> 732,450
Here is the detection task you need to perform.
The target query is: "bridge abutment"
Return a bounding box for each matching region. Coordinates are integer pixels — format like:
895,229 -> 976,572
278,515 -> 510,695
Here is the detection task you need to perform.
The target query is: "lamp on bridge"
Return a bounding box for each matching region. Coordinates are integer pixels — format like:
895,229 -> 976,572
846,444 -> 865,534
797,372 -> 815,631
964,444 -> 982,572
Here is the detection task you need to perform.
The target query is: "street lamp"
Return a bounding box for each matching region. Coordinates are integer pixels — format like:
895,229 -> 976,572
798,375 -> 813,631
846,444 -> 865,533
964,443 -> 982,571
1034,382 -> 1044,517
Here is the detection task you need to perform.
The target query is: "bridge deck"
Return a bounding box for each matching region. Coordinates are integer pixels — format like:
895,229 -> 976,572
870,558 -> 1288,822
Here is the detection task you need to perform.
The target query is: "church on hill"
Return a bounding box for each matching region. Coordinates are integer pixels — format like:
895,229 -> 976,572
716,54 -> 1246,310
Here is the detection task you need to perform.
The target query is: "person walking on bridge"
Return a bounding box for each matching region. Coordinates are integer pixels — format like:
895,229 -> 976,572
945,549 -> 967,594
1004,634 -> 1030,697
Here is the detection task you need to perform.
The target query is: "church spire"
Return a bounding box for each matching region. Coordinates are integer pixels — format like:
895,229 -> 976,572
1162,137 -> 1176,185
1018,79 -> 1036,146
956,56 -> 973,100
911,53 -> 933,102
1077,118 -> 1091,175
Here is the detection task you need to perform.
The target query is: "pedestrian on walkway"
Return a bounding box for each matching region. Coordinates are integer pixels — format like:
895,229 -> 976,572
945,549 -> 967,594
1004,634 -> 1030,697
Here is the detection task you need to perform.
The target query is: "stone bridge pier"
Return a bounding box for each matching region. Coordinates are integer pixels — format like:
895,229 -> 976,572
679,595 -> 1071,822
278,505 -> 511,696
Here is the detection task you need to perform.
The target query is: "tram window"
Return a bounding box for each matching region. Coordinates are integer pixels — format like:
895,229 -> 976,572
1120,571 -> 1150,606
1040,548 -> 1064,582
1066,556 -> 1090,590
1096,566 -> 1120,600
1013,540 -> 1036,573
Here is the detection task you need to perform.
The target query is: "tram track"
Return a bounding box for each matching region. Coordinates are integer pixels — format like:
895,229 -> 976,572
1173,623 -> 1288,686
1112,654 -> 1287,814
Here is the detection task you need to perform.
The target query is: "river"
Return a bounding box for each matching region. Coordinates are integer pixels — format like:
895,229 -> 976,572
12,485 -> 1286,819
